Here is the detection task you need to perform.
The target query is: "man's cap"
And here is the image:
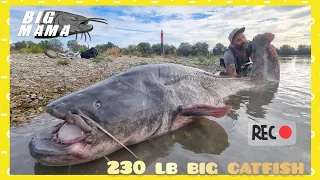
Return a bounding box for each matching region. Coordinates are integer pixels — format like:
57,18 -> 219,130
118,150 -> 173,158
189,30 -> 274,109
228,27 -> 245,42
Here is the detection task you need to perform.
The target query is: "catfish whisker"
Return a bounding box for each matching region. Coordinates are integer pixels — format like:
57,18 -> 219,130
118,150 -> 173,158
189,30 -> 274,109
88,18 -> 108,21
104,156 -> 110,162
77,111 -> 140,160
81,33 -> 83,40
84,32 -> 87,42
88,19 -> 109,25
87,32 -> 91,41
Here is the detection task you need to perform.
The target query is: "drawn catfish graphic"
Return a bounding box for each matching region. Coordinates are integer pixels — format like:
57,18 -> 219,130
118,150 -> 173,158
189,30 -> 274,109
34,10 -> 108,41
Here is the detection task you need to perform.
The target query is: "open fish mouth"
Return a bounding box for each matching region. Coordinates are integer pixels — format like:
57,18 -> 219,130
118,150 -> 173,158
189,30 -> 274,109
47,108 -> 96,145
52,122 -> 88,144
46,107 -> 141,159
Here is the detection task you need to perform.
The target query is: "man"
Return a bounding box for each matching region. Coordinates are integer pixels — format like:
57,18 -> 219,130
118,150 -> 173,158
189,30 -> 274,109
223,27 -> 253,76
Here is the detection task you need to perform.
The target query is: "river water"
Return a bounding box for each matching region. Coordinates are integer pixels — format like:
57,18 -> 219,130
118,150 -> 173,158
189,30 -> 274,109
10,56 -> 311,175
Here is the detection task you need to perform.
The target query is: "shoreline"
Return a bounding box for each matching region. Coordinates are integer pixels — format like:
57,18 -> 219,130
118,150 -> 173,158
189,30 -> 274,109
10,53 -> 221,126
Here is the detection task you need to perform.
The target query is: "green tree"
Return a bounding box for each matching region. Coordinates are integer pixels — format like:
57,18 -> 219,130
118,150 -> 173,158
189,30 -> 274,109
191,42 -> 209,56
279,45 -> 295,56
164,44 -> 172,55
95,42 -> 115,53
13,41 -> 27,50
212,43 -> 227,55
121,48 -> 128,54
10,43 -> 15,50
297,44 -> 311,55
152,43 -> 162,55
177,42 -> 192,56
78,45 -> 88,52
38,40 -> 50,49
127,45 -> 137,53
169,45 -> 177,55
47,39 -> 63,51
67,40 -> 80,52
26,41 -> 36,48
137,42 -> 152,54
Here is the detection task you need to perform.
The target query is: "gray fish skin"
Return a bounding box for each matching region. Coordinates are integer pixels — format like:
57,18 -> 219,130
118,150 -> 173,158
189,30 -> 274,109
29,33 -> 280,166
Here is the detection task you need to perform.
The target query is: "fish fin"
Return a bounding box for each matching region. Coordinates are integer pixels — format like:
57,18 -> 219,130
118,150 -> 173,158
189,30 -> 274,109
179,104 -> 232,118
262,33 -> 275,43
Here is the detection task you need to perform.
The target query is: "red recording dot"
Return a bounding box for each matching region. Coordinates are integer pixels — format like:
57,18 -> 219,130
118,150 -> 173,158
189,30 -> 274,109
279,126 -> 292,139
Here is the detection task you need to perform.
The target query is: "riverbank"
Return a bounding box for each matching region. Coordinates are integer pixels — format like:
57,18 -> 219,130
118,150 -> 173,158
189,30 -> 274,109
10,53 -> 221,126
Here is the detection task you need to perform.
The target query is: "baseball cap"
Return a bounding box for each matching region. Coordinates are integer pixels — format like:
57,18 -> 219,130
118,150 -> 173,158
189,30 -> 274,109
228,27 -> 245,42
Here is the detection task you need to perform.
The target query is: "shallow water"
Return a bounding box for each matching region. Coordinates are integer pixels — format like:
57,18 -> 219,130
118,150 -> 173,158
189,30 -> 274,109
10,56 -> 311,175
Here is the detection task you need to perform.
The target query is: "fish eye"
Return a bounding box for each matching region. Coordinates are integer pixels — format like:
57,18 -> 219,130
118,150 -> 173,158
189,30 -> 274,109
95,101 -> 101,109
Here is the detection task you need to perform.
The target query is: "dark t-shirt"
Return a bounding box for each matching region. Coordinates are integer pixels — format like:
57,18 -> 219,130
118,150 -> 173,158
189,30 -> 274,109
223,44 -> 252,73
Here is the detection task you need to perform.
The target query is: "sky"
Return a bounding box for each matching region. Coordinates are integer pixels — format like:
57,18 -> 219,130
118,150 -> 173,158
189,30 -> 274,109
10,6 -> 311,50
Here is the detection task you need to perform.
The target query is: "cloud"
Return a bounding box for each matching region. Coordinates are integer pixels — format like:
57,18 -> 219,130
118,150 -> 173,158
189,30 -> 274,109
10,6 -> 310,49
118,16 -> 136,21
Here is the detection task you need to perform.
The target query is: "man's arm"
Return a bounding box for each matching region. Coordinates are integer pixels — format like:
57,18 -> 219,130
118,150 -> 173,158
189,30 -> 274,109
224,50 -> 237,76
226,64 -> 237,76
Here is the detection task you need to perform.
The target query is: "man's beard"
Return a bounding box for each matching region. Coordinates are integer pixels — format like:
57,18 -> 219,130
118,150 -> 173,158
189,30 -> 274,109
235,42 -> 247,51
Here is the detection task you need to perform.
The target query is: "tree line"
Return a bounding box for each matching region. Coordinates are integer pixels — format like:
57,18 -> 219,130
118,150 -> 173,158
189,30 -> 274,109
11,39 -> 311,56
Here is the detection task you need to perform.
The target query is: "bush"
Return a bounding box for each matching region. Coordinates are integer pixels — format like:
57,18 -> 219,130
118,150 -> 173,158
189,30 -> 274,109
92,54 -> 106,63
177,42 -> 192,56
137,42 -> 152,55
31,45 -> 44,53
95,42 -> 116,53
20,48 -> 31,54
13,41 -> 28,50
297,44 -> 311,55
26,41 -> 36,48
135,61 -> 148,66
127,45 -> 137,53
168,45 -> 177,55
105,47 -> 122,56
47,39 -> 63,51
20,45 -> 44,54
196,55 -> 221,67
38,40 -> 50,50
191,42 -> 209,56
152,43 -> 162,55
67,40 -> 80,52
150,53 -> 157,58
56,59 -> 69,65
78,45 -> 88,53
212,43 -> 227,55
131,51 -> 142,57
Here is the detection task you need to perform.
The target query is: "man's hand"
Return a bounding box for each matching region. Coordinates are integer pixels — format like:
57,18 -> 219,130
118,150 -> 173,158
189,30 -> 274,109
250,52 -> 254,62
226,64 -> 237,76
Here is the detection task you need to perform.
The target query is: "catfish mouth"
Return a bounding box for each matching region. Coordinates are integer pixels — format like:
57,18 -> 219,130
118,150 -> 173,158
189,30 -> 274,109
29,107 -> 105,166
53,122 -> 87,144
29,121 -> 88,166
31,106 -> 141,166
48,108 -> 97,145
29,109 -> 99,166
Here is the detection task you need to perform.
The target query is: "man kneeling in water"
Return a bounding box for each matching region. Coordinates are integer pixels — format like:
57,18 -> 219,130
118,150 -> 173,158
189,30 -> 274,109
220,27 -> 253,76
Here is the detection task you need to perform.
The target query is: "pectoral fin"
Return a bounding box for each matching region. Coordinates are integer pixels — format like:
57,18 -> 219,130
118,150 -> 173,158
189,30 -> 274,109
179,104 -> 232,118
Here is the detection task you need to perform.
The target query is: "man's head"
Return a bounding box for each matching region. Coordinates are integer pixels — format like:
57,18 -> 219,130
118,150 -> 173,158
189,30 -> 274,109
228,27 -> 247,51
